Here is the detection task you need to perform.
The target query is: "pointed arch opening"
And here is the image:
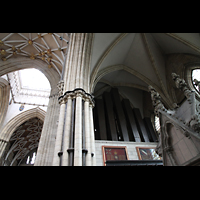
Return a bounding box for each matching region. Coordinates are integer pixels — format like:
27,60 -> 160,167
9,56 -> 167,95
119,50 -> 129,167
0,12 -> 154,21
92,67 -> 158,143
0,107 -> 45,166
2,117 -> 43,166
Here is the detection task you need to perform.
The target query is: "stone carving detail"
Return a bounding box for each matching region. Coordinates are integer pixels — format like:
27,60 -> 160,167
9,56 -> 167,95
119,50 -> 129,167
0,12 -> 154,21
58,88 -> 95,107
196,103 -> 200,115
193,79 -> 200,92
155,134 -> 162,156
171,72 -> 192,98
57,80 -> 64,97
148,85 -> 167,116
187,114 -> 200,133
171,72 -> 200,133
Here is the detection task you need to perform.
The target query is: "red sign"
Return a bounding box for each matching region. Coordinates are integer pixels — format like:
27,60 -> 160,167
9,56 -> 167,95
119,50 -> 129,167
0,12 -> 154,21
102,146 -> 128,165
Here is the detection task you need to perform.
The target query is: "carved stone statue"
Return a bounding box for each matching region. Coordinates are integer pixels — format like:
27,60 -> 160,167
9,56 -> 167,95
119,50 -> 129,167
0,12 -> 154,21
171,72 -> 192,98
148,85 -> 166,116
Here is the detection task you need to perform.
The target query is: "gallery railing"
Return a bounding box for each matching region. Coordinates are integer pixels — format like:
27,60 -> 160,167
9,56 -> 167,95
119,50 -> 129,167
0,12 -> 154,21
105,160 -> 163,166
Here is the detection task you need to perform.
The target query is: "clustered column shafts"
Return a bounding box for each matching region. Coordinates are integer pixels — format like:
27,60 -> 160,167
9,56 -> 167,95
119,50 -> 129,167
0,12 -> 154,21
62,97 -> 72,166
34,92 -> 60,166
53,33 -> 95,166
53,89 -> 95,166
63,33 -> 93,93
74,94 -> 82,165
84,99 -> 91,165
52,102 -> 66,166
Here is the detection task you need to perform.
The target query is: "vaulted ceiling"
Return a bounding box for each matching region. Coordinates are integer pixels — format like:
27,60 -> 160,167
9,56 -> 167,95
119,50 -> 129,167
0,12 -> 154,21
90,33 -> 200,110
0,33 -> 70,76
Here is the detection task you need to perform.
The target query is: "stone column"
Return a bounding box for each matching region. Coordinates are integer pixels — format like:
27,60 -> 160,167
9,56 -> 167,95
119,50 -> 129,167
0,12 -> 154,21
84,99 -> 91,166
52,89 -> 95,166
74,93 -> 82,165
52,33 -> 96,166
34,89 -> 60,166
62,96 -> 72,166
89,103 -> 96,166
63,33 -> 93,93
51,101 -> 66,166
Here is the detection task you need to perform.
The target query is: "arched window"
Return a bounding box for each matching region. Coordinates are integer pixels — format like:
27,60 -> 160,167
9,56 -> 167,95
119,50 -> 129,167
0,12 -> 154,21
26,151 -> 37,165
192,68 -> 200,93
151,113 -> 160,135
184,64 -> 200,101
154,115 -> 161,134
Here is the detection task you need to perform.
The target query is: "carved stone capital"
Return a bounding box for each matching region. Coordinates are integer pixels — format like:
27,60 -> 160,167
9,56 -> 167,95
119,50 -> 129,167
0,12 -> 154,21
58,98 -> 66,105
74,89 -> 85,98
58,88 -> 95,107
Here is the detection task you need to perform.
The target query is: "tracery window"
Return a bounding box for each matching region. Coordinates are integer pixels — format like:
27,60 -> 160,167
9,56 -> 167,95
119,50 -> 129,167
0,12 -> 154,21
26,152 -> 36,165
2,117 -> 43,166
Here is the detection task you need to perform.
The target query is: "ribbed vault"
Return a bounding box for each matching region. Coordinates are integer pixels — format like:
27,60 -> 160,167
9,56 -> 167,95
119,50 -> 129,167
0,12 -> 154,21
90,33 -> 200,110
0,33 -> 70,76
3,117 -> 43,166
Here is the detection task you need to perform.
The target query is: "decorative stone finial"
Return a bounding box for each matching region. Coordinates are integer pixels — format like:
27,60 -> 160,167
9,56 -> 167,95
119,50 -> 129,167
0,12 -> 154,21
148,85 -> 167,116
171,72 -> 192,98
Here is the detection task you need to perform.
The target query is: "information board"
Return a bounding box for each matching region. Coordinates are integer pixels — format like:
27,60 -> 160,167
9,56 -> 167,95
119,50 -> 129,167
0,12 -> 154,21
102,146 -> 128,166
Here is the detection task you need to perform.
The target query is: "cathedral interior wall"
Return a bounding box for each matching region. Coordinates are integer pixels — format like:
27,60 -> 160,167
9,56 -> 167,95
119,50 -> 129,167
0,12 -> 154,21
95,140 -> 157,166
1,33 -> 200,166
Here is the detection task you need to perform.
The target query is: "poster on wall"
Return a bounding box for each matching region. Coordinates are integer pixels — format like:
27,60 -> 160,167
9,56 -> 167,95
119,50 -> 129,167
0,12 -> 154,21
136,147 -> 162,160
102,146 -> 128,166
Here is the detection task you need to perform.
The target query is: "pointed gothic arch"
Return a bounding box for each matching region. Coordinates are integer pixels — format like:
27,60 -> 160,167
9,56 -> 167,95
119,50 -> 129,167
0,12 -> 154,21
0,107 -> 45,143
0,107 -> 45,165
0,107 -> 46,166
0,77 -> 10,129
91,64 -> 171,108
0,56 -> 60,93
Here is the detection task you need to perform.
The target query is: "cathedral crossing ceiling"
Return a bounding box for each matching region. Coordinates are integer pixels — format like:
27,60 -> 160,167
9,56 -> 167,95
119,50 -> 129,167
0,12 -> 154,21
0,33 -> 70,75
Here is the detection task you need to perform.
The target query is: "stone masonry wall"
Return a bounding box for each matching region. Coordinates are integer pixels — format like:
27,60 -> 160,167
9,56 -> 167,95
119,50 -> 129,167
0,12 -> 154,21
95,140 -> 158,166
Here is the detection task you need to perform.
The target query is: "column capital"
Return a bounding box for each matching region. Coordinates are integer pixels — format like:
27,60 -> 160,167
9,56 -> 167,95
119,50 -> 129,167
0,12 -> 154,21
58,88 -> 95,107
